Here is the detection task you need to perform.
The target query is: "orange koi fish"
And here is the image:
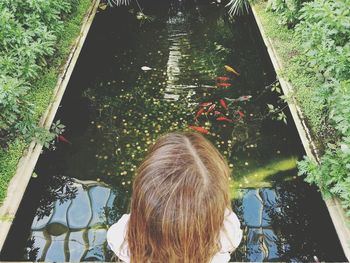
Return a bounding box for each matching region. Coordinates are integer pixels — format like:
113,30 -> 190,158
224,65 -> 240,76
195,108 -> 205,120
220,99 -> 228,111
189,126 -> 209,134
58,135 -> 72,144
237,110 -> 245,118
214,110 -> 223,116
217,76 -> 229,81
207,104 -> 216,113
199,102 -> 213,107
217,83 -> 231,87
216,117 -> 233,123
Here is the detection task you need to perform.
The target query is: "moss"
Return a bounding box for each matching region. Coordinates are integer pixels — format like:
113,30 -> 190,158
0,141 -> 26,204
30,0 -> 92,118
0,0 -> 93,205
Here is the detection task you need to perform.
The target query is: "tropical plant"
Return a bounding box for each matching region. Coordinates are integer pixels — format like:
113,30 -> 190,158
106,0 -> 131,6
226,0 -> 251,16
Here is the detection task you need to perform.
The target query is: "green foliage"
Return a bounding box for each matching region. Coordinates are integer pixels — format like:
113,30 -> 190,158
0,77 -> 33,147
0,141 -> 25,204
254,0 -> 350,212
266,0 -> 308,27
0,0 -> 91,204
260,0 -> 350,212
299,81 -> 350,214
0,0 -> 78,149
267,82 -> 288,124
294,0 -> 350,212
0,0 -> 74,80
298,142 -> 350,215
296,0 -> 350,81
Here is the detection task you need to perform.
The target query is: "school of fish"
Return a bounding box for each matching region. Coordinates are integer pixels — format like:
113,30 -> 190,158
189,65 -> 252,134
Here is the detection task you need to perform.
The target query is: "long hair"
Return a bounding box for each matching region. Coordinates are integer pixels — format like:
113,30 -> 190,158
127,132 -> 231,263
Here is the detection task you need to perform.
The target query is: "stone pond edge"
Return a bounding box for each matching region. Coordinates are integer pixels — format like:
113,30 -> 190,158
251,4 -> 350,261
0,0 -> 101,253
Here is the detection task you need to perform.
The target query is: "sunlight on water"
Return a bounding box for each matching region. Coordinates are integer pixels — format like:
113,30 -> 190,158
230,156 -> 297,198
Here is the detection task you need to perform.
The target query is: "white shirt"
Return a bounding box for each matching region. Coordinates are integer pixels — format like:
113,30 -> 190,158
107,209 -> 242,263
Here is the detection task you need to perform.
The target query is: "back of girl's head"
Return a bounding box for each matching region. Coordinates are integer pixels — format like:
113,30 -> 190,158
127,132 -> 231,263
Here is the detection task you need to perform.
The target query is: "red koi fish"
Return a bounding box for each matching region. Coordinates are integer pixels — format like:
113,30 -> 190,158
217,76 -> 229,81
217,83 -> 231,87
236,110 -> 245,118
58,135 -> 72,144
214,110 -> 223,116
217,117 -> 233,123
207,104 -> 216,113
195,108 -> 205,120
199,102 -> 213,107
224,65 -> 240,76
189,126 -> 209,134
220,99 -> 228,111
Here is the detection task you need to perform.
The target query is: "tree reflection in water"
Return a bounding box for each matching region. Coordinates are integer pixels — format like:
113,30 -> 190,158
23,177 -> 131,262
35,176 -> 78,220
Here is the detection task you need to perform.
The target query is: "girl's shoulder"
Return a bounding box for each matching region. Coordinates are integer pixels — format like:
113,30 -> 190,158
107,210 -> 242,263
220,209 -> 243,252
107,214 -> 130,262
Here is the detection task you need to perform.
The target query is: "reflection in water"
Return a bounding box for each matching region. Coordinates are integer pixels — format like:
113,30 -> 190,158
1,0 -> 346,262
165,14 -> 187,101
25,178 -> 118,262
34,176 -> 77,220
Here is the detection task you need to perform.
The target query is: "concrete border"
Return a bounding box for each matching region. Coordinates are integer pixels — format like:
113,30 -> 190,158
0,0 -> 100,253
251,4 -> 350,261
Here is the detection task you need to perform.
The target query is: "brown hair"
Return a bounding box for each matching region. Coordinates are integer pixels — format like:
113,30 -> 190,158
127,132 -> 231,263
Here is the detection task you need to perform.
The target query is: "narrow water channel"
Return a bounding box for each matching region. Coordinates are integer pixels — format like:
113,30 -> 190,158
1,0 -> 346,262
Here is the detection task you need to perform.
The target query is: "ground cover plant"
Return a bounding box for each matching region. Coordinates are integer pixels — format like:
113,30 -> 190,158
0,0 -> 91,204
253,0 -> 350,214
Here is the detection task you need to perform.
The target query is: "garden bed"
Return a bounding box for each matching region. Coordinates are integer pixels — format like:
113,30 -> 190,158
0,0 -> 100,252
251,2 -> 350,260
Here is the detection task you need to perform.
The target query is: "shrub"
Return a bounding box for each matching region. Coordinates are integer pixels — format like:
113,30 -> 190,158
0,77 -> 35,148
283,0 -> 350,212
295,0 -> 350,81
0,0 -> 78,149
261,0 -> 350,212
266,0 -> 309,27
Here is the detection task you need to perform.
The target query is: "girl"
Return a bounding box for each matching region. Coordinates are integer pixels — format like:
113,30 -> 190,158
107,132 -> 242,263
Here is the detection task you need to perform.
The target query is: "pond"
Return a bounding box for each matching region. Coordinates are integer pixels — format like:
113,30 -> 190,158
0,0 -> 346,261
